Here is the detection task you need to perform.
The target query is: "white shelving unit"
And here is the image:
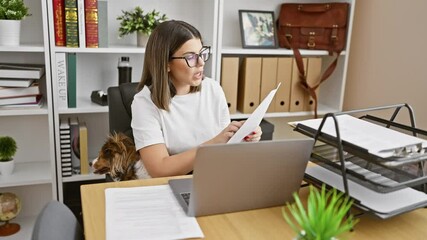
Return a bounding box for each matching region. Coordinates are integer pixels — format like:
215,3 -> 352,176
46,0 -> 220,201
0,2 -> 56,240
217,0 -> 356,119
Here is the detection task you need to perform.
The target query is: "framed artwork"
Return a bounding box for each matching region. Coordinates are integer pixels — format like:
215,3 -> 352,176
238,10 -> 277,48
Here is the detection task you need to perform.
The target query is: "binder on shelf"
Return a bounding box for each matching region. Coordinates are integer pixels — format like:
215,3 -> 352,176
289,58 -> 307,112
67,53 -> 77,108
275,57 -> 292,112
79,121 -> 89,174
304,57 -> 322,111
56,53 -> 68,109
220,57 -> 239,114
260,57 -> 278,113
237,57 -> 261,114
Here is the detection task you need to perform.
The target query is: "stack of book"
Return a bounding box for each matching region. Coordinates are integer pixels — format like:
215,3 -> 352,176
0,64 -> 45,109
60,118 -> 73,177
61,117 -> 90,176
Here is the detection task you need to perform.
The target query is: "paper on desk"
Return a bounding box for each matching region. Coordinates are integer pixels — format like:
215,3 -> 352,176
306,165 -> 427,218
290,114 -> 427,158
228,83 -> 281,144
105,185 -> 204,240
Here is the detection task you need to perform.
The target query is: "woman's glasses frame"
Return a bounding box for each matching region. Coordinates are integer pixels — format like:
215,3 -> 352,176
170,46 -> 211,68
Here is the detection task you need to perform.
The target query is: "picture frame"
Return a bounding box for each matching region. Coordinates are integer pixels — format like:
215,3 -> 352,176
238,10 -> 277,49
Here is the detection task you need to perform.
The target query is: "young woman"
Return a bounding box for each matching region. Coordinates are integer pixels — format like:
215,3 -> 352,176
131,20 -> 262,178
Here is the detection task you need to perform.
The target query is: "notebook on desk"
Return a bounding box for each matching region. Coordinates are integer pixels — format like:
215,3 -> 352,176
169,139 -> 314,217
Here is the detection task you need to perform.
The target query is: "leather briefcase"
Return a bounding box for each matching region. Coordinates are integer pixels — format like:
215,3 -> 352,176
277,2 -> 349,118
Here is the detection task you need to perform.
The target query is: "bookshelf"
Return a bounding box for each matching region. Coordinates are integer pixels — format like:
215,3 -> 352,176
0,0 -> 56,239
0,0 -> 355,238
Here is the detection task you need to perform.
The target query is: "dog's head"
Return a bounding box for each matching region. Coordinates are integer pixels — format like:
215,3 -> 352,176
91,132 -> 139,181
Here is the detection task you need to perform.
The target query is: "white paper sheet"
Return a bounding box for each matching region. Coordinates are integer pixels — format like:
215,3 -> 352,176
290,114 -> 427,158
228,83 -> 281,144
105,185 -> 204,240
306,165 -> 427,217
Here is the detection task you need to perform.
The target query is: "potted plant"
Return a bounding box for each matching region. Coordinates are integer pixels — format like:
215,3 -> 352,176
0,136 -> 18,176
116,6 -> 167,47
282,184 -> 359,240
0,0 -> 31,46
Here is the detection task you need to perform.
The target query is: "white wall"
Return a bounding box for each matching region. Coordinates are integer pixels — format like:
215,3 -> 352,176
344,0 -> 427,128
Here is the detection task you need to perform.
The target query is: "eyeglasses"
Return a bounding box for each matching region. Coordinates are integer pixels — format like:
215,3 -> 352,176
170,46 -> 211,68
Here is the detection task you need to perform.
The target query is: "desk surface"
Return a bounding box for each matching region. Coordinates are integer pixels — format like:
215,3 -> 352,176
81,176 -> 427,240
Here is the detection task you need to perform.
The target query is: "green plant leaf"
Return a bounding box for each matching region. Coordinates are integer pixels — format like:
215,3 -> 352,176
282,184 -> 358,240
116,6 -> 167,37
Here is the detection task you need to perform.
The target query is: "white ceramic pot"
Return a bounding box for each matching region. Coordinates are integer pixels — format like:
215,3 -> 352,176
0,159 -> 15,176
137,32 -> 149,47
0,20 -> 21,46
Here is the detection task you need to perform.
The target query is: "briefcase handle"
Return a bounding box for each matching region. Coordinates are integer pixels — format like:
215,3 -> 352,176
297,4 -> 333,13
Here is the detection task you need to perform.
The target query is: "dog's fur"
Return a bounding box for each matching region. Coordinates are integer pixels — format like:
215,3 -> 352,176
91,132 -> 149,181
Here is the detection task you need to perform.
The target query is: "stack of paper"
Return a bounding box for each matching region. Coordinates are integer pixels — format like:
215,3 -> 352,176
290,114 -> 427,158
105,185 -> 204,240
306,165 -> 427,218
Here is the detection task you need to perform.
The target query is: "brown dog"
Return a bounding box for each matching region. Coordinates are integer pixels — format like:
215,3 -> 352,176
91,132 -> 149,181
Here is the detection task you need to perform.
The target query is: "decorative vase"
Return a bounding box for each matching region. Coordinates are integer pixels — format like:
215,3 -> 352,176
0,20 -> 21,46
137,32 -> 149,47
0,160 -> 15,176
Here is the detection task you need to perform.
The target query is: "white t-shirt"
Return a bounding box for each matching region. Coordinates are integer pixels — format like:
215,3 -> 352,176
131,77 -> 230,155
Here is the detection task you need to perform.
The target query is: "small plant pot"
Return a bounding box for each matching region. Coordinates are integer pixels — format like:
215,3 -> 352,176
137,32 -> 149,47
0,160 -> 15,176
0,20 -> 21,46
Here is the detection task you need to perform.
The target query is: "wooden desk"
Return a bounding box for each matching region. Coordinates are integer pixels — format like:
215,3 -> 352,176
81,176 -> 427,240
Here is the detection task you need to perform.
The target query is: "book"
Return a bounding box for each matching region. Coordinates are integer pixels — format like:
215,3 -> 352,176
85,0 -> 99,48
53,0 -> 66,46
79,121 -> 89,174
0,78 -> 35,87
60,118 -> 72,177
77,0 -> 86,48
55,53 -> 68,109
0,98 -> 43,109
0,64 -> 45,79
67,53 -> 77,108
97,0 -> 108,48
65,0 -> 79,47
0,82 -> 40,98
69,117 -> 80,174
0,94 -> 42,106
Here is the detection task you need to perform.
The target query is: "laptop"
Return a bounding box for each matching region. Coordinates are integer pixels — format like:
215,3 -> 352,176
169,138 -> 314,217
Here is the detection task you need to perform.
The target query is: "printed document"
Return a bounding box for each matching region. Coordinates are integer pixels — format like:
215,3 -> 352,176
228,83 -> 281,144
290,114 -> 427,158
105,185 -> 204,240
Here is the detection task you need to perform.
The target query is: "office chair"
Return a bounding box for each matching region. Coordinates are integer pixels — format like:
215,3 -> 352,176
107,82 -> 139,140
32,200 -> 83,240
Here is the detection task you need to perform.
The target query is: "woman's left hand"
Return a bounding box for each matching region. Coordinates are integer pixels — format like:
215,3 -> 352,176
244,126 -> 262,142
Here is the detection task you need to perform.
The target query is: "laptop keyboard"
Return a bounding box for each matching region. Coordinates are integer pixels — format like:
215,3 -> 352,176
180,192 -> 191,206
